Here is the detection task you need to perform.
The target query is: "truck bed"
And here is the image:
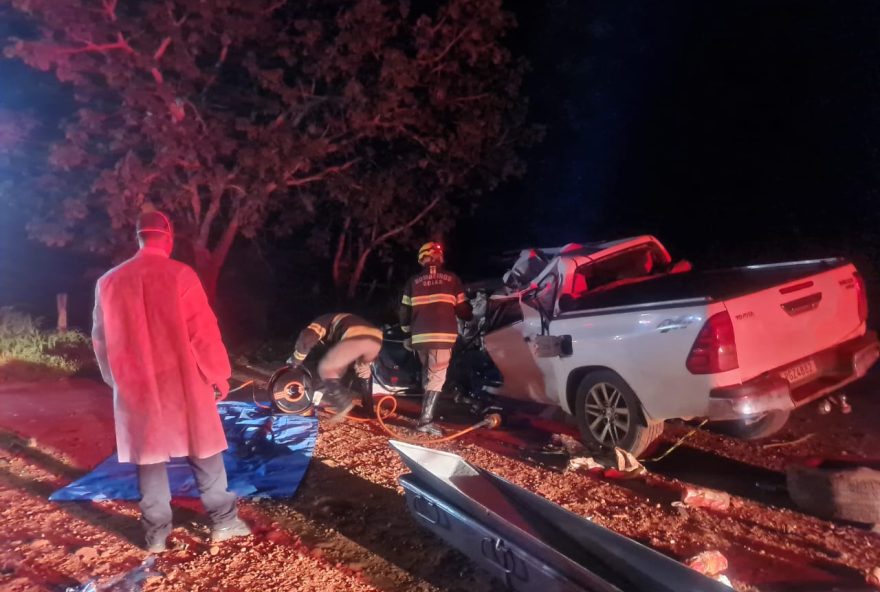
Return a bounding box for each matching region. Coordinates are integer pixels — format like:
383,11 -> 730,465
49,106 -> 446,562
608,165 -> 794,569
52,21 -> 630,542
568,258 -> 849,313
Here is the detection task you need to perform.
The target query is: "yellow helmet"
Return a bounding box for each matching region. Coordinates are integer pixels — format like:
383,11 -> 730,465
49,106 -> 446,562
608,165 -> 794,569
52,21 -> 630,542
418,241 -> 444,265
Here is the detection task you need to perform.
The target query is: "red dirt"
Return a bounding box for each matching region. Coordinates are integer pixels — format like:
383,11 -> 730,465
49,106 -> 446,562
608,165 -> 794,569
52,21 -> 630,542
1,376 -> 879,591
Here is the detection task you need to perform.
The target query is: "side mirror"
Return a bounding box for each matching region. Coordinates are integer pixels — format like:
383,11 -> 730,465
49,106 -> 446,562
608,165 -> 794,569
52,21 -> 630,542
670,260 -> 693,274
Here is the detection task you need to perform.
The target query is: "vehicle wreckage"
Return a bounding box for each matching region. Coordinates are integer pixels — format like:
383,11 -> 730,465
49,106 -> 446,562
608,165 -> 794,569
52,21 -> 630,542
373,235 -> 879,455
390,440 -> 734,591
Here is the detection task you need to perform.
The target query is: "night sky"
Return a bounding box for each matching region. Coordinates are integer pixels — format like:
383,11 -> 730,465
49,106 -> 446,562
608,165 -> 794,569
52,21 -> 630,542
457,1 -> 880,280
3,1 -> 880,328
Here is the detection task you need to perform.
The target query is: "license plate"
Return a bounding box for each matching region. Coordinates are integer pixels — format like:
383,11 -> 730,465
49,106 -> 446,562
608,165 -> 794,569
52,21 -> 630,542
780,359 -> 818,385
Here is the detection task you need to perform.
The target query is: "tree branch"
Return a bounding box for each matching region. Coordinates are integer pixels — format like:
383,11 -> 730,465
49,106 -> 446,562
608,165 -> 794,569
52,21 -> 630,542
453,93 -> 489,103
211,210 -> 240,272
154,37 -> 172,61
284,159 -> 359,187
430,13 -> 449,35
198,195 -> 221,247
422,27 -> 468,64
166,2 -> 188,26
265,0 -> 288,15
102,0 -> 118,22
345,196 -> 441,297
371,195 -> 442,247
332,216 -> 351,288
187,182 -> 201,223
60,33 -> 133,55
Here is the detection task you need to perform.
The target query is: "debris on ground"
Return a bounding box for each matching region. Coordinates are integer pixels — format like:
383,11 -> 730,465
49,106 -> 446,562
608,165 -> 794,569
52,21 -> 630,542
680,486 -> 731,511
551,433 -> 588,456
686,550 -> 728,575
607,448 -> 646,479
568,456 -> 603,472
5,378 -> 880,591
761,433 -> 815,449
686,550 -> 733,588
65,556 -> 161,592
565,445 -> 646,480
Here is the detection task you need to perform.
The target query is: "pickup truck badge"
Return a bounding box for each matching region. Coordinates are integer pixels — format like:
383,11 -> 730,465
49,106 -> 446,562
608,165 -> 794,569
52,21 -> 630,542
657,315 -> 696,333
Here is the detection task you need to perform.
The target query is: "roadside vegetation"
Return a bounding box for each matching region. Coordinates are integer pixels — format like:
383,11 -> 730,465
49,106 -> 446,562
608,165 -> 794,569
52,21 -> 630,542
0,307 -> 94,381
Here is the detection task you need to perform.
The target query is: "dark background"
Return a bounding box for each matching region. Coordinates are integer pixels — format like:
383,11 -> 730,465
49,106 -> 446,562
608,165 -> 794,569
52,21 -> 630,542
3,0 -> 880,345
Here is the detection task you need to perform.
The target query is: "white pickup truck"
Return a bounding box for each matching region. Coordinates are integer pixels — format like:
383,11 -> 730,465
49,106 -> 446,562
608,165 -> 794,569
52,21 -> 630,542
441,236 -> 879,456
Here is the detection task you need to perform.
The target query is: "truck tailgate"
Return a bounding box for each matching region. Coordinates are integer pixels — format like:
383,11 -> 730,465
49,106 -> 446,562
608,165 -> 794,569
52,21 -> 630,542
723,262 -> 864,383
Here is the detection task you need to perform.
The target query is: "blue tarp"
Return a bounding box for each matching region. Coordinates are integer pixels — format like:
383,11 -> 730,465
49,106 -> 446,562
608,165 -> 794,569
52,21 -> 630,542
50,402 -> 318,501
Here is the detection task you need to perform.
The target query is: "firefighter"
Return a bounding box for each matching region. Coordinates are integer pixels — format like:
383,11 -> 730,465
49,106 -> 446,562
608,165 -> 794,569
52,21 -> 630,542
286,313 -> 383,419
400,242 -> 473,435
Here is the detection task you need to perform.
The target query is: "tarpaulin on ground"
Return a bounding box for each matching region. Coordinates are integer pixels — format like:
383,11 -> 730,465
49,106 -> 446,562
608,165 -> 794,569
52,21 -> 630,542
50,402 -> 317,501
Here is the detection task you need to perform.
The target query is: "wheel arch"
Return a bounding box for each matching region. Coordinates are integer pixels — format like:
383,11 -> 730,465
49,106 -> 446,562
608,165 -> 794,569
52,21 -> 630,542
565,365 -> 657,420
565,366 -> 617,414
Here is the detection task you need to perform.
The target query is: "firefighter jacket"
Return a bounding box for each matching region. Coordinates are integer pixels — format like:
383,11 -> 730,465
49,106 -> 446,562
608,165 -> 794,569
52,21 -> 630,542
399,266 -> 473,350
92,247 -> 231,465
291,313 -> 383,364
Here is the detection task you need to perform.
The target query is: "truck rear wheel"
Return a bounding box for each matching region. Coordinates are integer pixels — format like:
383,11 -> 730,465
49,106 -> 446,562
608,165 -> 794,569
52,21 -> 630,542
712,410 -> 790,440
574,370 -> 664,457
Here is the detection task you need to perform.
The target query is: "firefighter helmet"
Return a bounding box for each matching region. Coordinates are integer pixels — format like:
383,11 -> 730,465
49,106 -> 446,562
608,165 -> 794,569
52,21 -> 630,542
418,242 -> 444,266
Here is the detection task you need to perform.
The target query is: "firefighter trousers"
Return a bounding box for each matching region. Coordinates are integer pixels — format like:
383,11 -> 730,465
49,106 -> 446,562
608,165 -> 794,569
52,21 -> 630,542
417,348 -> 452,392
318,337 -> 382,381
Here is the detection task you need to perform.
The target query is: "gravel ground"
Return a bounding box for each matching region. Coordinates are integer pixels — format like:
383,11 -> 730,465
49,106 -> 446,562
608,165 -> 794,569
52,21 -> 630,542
1,376 -> 879,591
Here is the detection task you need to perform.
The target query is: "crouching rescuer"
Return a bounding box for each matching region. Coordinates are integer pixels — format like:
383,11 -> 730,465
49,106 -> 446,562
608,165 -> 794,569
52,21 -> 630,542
287,313 -> 383,419
400,242 -> 473,436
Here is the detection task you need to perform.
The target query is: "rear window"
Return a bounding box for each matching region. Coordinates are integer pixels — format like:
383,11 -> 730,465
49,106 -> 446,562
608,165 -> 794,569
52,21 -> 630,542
576,245 -> 669,292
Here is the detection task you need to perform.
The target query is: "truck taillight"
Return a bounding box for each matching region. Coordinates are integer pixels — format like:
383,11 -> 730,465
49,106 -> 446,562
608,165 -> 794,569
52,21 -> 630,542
854,271 -> 868,324
686,311 -> 739,374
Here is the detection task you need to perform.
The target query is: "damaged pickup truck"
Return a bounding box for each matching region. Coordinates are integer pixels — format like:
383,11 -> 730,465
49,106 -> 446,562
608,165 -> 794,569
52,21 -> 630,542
374,236 -> 880,456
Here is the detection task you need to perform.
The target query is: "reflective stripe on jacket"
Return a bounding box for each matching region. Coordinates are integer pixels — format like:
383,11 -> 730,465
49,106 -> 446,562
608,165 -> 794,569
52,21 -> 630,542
292,313 -> 382,363
399,266 -> 472,350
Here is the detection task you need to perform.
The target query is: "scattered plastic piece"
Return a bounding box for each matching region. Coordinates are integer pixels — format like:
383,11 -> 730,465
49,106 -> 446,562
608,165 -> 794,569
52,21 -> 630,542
686,550 -> 728,576
611,448 -> 646,479
566,447 -> 646,480
681,486 -> 731,511
66,556 -> 161,592
568,456 -> 603,472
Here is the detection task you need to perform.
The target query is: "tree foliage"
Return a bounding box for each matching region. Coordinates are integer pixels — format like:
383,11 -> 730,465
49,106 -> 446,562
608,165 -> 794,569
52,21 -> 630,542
3,0 -> 538,298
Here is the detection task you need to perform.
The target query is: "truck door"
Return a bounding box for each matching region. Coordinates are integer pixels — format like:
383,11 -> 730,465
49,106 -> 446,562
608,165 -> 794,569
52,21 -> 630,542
483,268 -> 564,404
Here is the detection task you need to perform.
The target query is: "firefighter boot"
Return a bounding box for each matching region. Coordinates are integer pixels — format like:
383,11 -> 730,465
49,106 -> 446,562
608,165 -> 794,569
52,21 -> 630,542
417,391 -> 443,436
318,379 -> 356,423
358,376 -> 375,418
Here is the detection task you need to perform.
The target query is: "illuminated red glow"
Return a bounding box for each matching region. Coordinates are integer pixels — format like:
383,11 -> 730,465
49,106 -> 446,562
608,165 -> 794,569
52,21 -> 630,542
686,311 -> 739,374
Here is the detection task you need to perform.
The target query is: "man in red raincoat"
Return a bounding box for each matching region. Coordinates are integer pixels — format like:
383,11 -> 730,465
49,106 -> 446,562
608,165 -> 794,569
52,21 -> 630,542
92,209 -> 250,552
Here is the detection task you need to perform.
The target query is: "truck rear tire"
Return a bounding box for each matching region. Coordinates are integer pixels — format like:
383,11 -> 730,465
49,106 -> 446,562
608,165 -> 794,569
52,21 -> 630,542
712,410 -> 790,440
574,370 -> 664,458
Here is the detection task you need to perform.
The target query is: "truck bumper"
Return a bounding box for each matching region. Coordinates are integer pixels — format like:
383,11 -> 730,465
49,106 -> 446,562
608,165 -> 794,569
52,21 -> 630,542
707,332 -> 880,421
